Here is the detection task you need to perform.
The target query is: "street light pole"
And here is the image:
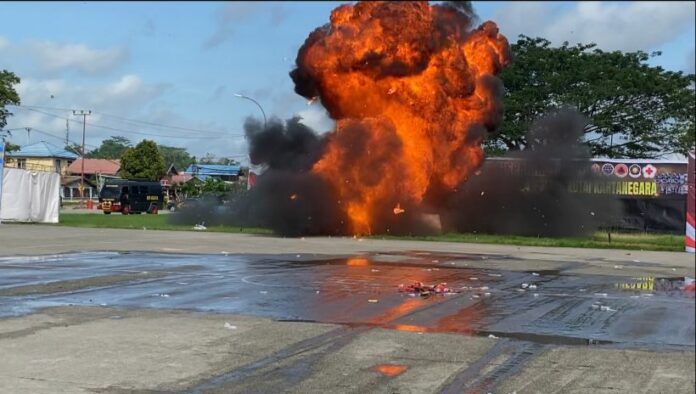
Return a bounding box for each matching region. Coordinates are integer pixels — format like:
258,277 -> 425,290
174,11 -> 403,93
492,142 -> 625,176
233,93 -> 266,190
73,110 -> 91,207
233,93 -> 267,129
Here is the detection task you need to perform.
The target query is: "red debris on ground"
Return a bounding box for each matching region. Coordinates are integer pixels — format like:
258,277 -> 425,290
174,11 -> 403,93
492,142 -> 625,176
398,281 -> 458,296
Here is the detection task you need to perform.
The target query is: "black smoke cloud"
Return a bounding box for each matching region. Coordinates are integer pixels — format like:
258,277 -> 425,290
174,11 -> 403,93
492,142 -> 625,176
172,110 -> 620,237
441,110 -> 622,237
245,117 -> 324,172
238,117 -> 347,236
170,117 -> 348,236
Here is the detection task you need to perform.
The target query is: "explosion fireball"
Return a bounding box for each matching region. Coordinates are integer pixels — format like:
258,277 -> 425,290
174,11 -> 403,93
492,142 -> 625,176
290,1 -> 510,234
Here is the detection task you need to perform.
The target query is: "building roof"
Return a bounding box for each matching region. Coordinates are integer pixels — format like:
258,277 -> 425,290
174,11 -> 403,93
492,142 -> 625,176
166,164 -> 179,176
7,141 -> 79,160
68,158 -> 121,175
184,164 -> 242,176
171,174 -> 193,184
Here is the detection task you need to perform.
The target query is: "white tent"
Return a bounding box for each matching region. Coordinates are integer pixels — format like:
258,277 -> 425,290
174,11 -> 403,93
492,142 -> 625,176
1,168 -> 61,223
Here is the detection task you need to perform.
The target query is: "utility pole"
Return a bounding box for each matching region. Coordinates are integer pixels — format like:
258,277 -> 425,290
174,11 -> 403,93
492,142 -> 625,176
25,127 -> 31,145
73,110 -> 91,207
65,118 -> 70,146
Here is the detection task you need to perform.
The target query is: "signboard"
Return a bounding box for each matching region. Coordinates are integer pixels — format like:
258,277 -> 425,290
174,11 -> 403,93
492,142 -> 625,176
0,142 -> 4,224
484,157 -> 689,232
571,159 -> 688,198
487,157 -> 688,198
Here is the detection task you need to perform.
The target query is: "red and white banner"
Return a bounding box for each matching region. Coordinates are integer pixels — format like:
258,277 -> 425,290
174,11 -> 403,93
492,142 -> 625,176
686,151 -> 695,253
247,163 -> 268,190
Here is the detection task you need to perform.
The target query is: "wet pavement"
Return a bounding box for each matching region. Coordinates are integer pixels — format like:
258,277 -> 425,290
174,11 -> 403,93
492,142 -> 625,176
1,251 -> 693,352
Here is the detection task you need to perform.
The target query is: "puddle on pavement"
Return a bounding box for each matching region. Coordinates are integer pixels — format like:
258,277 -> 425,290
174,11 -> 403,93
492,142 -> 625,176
0,251 -> 692,351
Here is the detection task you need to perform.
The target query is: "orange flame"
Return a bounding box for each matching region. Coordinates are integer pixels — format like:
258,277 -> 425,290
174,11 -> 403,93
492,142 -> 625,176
295,1 -> 510,234
346,257 -> 369,266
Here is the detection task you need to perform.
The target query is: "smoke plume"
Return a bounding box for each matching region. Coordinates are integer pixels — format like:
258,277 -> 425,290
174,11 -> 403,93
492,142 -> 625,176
172,2 -> 618,238
442,110 -> 622,236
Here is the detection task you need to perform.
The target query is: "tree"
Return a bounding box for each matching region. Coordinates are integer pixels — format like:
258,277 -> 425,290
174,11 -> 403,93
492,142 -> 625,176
489,36 -> 695,158
89,136 -> 131,159
201,177 -> 231,196
3,141 -> 20,152
198,153 -> 240,165
119,139 -> 166,180
158,145 -> 194,170
65,142 -> 82,156
0,70 -> 20,130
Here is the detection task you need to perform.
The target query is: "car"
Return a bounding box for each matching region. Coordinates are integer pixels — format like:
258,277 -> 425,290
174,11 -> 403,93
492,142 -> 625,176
99,179 -> 164,215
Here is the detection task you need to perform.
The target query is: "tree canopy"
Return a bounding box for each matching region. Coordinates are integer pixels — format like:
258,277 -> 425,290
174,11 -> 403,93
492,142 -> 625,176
89,136 -> 131,159
198,153 -> 240,166
0,70 -> 20,130
158,145 -> 194,170
3,141 -> 20,153
119,139 -> 166,181
489,36 -> 695,158
65,142 -> 83,156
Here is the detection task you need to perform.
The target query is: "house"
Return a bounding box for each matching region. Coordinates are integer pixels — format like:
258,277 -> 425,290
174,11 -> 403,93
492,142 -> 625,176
184,164 -> 242,182
4,141 -> 78,175
67,158 -> 120,177
65,159 -> 121,201
61,176 -> 98,201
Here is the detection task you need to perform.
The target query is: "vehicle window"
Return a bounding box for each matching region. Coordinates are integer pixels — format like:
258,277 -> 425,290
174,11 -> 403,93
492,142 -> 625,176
100,185 -> 120,199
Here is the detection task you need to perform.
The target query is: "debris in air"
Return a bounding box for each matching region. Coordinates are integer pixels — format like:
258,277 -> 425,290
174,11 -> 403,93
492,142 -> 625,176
393,204 -> 405,215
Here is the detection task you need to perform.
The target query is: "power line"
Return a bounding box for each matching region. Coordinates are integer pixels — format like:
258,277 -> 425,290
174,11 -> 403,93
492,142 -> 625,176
11,104 -> 245,138
19,106 -> 247,140
95,112 -> 234,136
17,127 -> 98,149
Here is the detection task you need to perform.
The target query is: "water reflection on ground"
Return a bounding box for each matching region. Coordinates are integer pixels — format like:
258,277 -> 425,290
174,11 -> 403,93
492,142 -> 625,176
0,251 -> 693,350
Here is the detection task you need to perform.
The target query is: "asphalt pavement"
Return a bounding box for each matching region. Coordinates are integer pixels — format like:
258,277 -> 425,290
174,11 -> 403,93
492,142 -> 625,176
0,225 -> 693,393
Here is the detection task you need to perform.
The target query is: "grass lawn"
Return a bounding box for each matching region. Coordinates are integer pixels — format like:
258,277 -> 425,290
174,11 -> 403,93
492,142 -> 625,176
56,213 -> 271,235
374,232 -> 684,252
55,213 -> 684,251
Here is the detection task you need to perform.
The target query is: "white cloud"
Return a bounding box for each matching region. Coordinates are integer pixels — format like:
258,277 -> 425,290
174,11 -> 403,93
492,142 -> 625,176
5,75 -> 169,150
15,78 -> 68,104
203,3 -> 261,49
93,75 -> 167,107
0,36 -> 8,50
30,41 -> 128,74
495,1 -> 695,52
203,3 -> 289,49
296,105 -> 335,133
5,75 -> 252,160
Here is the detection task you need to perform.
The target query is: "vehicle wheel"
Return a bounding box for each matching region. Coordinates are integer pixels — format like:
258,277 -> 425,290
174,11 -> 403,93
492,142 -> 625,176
103,211 -> 111,215
122,206 -> 130,215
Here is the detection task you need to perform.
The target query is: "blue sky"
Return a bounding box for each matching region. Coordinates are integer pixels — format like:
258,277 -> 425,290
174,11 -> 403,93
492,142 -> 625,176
1,1 -> 694,162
